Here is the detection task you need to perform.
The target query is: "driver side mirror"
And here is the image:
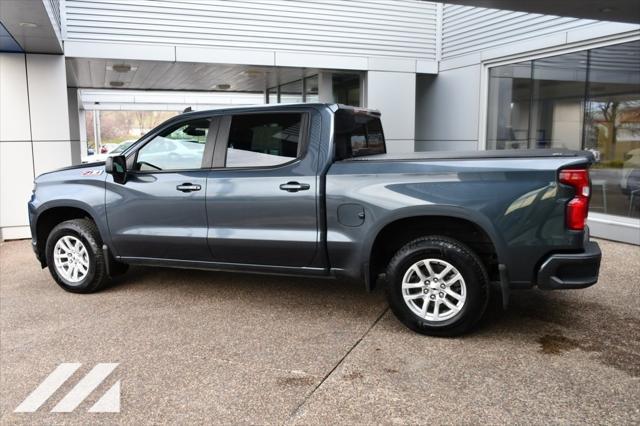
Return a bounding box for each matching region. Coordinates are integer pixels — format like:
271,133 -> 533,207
105,155 -> 127,184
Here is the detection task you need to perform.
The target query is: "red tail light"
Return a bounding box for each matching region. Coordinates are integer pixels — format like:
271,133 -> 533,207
559,168 -> 590,231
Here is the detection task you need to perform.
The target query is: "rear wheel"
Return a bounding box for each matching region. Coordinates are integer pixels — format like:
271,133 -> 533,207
45,219 -> 109,293
385,236 -> 489,336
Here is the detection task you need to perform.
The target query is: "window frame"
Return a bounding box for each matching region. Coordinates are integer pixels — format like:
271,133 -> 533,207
211,111 -> 311,170
126,114 -> 219,174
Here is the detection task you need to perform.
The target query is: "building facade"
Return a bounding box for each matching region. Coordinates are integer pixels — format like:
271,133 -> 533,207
1,0 -> 639,243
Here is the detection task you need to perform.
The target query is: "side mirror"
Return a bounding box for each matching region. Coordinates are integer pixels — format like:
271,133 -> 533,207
105,155 -> 127,184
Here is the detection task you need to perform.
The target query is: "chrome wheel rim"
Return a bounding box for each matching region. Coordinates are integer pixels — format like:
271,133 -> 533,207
401,258 -> 467,322
53,236 -> 89,284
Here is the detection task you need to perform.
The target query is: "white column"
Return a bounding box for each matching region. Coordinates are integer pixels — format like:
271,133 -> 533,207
67,88 -> 82,165
366,71 -> 416,153
318,72 -> 333,103
0,53 -> 71,240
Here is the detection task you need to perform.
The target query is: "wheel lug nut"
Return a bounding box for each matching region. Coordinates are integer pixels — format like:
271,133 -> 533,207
430,295 -> 436,300
440,284 -> 445,289
439,292 -> 444,298
425,280 -> 430,284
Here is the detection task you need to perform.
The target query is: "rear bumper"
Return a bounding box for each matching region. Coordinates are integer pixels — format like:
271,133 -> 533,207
537,242 -> 601,290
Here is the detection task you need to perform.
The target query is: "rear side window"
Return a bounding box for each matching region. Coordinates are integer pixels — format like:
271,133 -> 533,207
334,109 -> 386,160
226,113 -> 303,167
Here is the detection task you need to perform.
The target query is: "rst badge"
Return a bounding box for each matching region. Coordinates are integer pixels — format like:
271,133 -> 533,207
81,169 -> 104,176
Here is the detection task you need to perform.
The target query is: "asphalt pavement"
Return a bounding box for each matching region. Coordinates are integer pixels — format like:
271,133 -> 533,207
1,238 -> 638,424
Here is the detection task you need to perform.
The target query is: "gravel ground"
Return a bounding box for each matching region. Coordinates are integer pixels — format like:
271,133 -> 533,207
0,238 -> 638,425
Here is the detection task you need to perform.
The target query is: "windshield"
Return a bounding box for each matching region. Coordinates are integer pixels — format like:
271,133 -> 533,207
110,141 -> 134,154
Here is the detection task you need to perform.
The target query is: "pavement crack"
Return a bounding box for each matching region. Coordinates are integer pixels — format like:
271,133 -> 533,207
285,306 -> 389,424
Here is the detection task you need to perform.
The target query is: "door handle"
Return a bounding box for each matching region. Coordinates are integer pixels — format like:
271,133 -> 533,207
279,181 -> 310,192
176,183 -> 201,192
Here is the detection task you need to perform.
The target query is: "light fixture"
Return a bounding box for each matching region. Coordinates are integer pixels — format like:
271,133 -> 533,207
216,84 -> 231,90
18,22 -> 38,28
112,64 -> 132,73
599,7 -> 614,13
109,81 -> 125,87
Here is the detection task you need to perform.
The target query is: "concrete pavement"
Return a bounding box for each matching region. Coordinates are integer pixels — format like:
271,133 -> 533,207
1,238 -> 638,424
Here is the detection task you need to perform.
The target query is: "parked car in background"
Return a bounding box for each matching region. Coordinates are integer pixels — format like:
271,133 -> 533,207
28,104 -> 601,336
88,140 -> 136,162
621,148 -> 640,194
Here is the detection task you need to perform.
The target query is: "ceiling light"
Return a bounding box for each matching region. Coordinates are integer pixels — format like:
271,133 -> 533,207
599,7 -> 614,13
18,22 -> 38,28
216,84 -> 231,90
112,64 -> 132,73
109,81 -> 125,87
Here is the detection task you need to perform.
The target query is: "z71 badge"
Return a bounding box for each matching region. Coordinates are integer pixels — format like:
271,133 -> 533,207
81,169 -> 104,176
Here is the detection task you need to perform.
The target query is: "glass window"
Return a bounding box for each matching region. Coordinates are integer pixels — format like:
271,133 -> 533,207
267,87 -> 278,104
333,73 -> 361,106
136,118 -> 210,171
305,75 -> 319,103
279,79 -> 303,104
486,62 -> 532,149
226,113 -> 303,168
529,52 -> 587,150
486,40 -> 640,219
334,109 -> 386,159
584,41 -> 640,219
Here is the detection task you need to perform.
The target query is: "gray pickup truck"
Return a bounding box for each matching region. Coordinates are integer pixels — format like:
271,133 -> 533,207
28,104 -> 601,336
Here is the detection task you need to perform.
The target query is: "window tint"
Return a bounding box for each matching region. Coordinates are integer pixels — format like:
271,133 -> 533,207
226,113 -> 303,167
136,118 -> 210,171
334,109 -> 386,159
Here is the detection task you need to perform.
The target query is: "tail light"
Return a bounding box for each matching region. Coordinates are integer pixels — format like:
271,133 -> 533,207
559,168 -> 590,231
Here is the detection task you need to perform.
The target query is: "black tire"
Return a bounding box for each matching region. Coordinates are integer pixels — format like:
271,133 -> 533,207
385,236 -> 490,337
45,218 -> 109,293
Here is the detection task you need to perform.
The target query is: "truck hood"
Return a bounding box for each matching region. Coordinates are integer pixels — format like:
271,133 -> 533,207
35,161 -> 106,181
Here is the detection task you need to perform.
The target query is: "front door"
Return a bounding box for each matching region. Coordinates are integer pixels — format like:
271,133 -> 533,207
205,111 -> 320,267
106,116 -> 214,261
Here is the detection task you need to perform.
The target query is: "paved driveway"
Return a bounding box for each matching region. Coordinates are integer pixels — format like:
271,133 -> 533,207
1,239 -> 638,424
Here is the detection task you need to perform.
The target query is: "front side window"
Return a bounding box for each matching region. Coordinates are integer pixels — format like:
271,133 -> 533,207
136,118 -> 210,171
225,113 -> 303,167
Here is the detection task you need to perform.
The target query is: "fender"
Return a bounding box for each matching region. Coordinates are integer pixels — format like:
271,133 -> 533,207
35,199 -> 115,255
360,204 -> 510,284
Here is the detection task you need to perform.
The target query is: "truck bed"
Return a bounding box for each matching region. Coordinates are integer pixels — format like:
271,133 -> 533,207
343,149 -> 596,162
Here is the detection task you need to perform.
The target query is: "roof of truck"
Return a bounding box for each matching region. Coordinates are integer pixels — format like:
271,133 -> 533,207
179,103 -> 380,117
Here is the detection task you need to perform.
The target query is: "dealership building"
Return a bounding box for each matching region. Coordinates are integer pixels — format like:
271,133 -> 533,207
1,0 -> 639,243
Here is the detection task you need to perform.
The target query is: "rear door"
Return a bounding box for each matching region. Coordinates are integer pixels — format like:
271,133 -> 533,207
205,110 -> 320,267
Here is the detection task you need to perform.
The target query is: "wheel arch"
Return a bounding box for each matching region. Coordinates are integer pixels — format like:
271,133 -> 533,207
34,202 -> 105,267
364,206 -> 508,291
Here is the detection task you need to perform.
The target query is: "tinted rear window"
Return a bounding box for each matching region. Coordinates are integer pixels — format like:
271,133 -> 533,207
334,109 -> 386,160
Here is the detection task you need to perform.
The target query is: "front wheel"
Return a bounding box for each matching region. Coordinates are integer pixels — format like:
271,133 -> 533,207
45,219 -> 109,293
385,236 -> 490,337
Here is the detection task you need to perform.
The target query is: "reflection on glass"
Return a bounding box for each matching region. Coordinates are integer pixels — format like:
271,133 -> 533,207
529,52 -> 587,150
486,40 -> 640,219
268,87 -> 278,104
584,41 -> 640,219
486,62 -> 532,149
333,73 -> 361,106
279,79 -> 303,104
305,75 -> 319,103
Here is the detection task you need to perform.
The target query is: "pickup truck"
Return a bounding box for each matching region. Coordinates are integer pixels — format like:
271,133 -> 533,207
28,104 -> 602,336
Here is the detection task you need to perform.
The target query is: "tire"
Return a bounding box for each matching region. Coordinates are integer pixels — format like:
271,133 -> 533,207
385,236 -> 490,337
45,218 -> 109,293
